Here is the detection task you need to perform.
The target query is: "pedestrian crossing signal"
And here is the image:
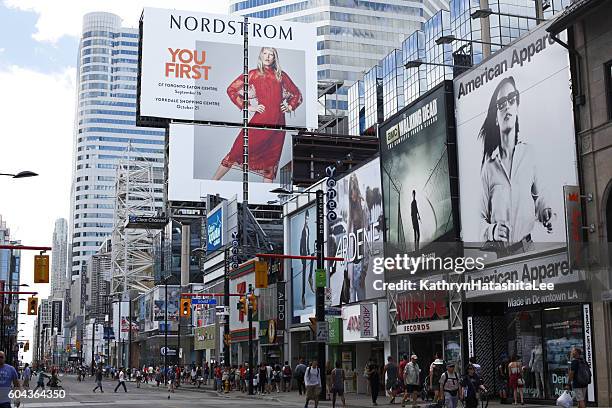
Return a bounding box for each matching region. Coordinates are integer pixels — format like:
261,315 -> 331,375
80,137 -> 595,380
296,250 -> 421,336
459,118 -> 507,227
24,341 -> 29,352
254,260 -> 268,288
27,297 -> 38,315
180,298 -> 191,317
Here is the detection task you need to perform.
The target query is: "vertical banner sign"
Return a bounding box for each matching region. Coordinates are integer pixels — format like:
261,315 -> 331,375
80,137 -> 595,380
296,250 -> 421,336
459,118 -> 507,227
316,189 -> 325,268
34,255 -> 50,283
582,304 -> 594,402
360,303 -> 373,338
51,301 -> 62,332
564,185 -> 584,270
467,316 -> 474,358
277,281 -> 286,330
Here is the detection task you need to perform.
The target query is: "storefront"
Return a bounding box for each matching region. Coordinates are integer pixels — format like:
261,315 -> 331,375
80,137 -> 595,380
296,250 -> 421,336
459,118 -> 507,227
341,303 -> 386,394
194,325 -> 216,365
259,320 -> 283,364
389,289 -> 461,385
463,251 -> 594,403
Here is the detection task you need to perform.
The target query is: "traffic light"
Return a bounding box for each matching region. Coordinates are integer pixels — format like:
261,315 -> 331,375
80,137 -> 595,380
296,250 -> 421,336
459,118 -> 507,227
24,341 -> 29,352
255,260 -> 268,288
237,296 -> 247,314
309,317 -> 317,334
180,298 -> 191,317
248,294 -> 257,313
34,255 -> 49,283
27,297 -> 38,315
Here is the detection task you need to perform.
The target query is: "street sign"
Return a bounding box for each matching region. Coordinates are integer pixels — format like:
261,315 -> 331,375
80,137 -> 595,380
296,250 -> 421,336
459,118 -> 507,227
34,255 -> 49,283
325,307 -> 342,316
315,268 -> 326,288
316,321 -> 329,342
160,346 -> 177,356
192,298 -> 217,305
324,287 -> 332,307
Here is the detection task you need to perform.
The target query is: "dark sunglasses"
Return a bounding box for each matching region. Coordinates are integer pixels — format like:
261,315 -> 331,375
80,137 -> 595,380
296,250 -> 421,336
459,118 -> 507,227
496,91 -> 519,111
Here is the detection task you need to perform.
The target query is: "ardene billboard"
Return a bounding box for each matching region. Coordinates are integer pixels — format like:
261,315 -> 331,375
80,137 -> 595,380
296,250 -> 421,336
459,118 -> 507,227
139,8 -> 317,129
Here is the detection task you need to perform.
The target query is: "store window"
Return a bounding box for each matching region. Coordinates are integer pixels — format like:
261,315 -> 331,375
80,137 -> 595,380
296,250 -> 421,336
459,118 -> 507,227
543,306 -> 583,399
507,310 -> 543,398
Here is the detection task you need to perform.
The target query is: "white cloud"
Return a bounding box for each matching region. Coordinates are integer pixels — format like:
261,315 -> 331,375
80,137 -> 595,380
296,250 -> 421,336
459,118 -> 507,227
0,65 -> 75,362
3,0 -> 231,43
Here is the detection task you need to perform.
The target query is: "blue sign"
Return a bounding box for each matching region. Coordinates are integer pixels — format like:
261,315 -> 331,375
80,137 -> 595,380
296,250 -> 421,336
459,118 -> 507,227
192,298 -> 217,305
207,206 -> 224,252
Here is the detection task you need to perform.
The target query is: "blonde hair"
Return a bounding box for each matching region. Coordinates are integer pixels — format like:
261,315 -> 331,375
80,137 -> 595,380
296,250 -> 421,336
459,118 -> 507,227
257,47 -> 282,81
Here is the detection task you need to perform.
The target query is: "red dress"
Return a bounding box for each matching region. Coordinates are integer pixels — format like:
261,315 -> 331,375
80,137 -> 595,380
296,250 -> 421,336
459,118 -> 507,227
222,67 -> 302,180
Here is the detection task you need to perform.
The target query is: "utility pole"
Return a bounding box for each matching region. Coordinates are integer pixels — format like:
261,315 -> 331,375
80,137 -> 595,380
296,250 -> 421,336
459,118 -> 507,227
247,285 -> 254,395
91,319 -> 96,374
223,247 -> 230,367
315,189 -> 326,401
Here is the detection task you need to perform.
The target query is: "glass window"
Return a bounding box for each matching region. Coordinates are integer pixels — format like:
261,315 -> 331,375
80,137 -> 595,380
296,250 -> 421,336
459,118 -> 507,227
543,306 -> 583,399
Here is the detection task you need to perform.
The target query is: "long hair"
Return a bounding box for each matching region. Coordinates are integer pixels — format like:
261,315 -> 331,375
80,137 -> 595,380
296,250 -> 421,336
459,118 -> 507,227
479,76 -> 520,165
257,47 -> 282,81
349,174 -> 364,231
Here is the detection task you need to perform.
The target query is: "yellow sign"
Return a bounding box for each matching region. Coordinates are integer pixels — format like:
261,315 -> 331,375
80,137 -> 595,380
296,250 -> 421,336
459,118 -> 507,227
34,255 -> 50,283
254,260 -> 268,288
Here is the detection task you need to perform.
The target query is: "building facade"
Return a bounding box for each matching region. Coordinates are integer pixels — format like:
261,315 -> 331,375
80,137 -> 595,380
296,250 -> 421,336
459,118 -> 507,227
50,218 -> 69,298
69,12 -> 165,278
229,0 -> 449,114
0,216 -> 21,367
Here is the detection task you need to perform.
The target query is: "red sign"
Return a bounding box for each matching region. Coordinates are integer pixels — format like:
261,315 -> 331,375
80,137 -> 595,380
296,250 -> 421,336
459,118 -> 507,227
396,296 -> 448,323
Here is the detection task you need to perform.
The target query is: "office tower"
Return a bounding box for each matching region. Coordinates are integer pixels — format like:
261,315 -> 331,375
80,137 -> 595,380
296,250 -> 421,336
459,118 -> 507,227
0,216 -> 21,366
69,12 -> 165,277
229,0 -> 450,114
50,218 -> 68,298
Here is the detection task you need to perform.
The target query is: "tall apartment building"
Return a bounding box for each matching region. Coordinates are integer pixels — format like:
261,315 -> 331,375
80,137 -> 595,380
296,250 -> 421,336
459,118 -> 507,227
229,0 -> 449,113
69,12 -> 165,277
50,218 -> 68,298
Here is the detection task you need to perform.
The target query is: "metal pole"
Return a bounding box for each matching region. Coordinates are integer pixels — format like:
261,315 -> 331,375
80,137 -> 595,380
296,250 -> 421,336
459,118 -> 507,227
223,248 -> 230,367
164,277 -> 168,381
119,295 -> 123,368
315,189 -> 326,401
177,293 -> 181,371
128,296 -> 132,371
242,16 -> 249,248
91,320 -> 95,375
248,289 -> 254,395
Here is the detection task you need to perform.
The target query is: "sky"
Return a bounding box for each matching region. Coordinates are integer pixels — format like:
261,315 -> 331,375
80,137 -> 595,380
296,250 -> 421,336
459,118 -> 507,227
0,0 -> 229,365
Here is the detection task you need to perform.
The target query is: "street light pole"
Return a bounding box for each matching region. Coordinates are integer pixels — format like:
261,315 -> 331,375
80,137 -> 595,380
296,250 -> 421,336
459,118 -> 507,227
247,285 -> 254,396
315,190 -> 326,401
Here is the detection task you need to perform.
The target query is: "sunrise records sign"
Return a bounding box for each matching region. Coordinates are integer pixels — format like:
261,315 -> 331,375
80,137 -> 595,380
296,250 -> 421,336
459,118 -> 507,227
327,158 -> 383,305
138,7 -> 317,129
379,82 -> 456,258
454,21 -> 578,263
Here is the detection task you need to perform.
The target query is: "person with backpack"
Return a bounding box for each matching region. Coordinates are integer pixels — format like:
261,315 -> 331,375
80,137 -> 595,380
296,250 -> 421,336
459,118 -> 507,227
331,361 -> 346,408
429,353 -> 445,403
295,358 -> 307,395
439,362 -> 461,408
402,354 -> 421,408
304,360 -> 322,408
282,361 -> 292,391
567,348 -> 591,408
460,364 -> 487,408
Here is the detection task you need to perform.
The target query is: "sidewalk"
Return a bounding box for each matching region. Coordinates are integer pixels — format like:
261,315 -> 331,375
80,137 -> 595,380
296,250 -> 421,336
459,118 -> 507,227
142,380 -> 551,408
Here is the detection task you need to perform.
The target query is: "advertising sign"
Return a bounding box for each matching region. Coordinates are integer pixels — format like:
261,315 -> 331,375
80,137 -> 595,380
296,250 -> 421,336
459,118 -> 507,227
342,303 -> 378,342
277,281 -> 286,330
139,7 -> 317,129
327,158 -> 383,304
51,300 -> 62,332
207,204 -> 224,252
563,185 -> 584,270
289,204 -> 317,320
379,83 -> 455,257
168,123 -> 293,202
359,303 -> 374,338
454,22 -> 578,263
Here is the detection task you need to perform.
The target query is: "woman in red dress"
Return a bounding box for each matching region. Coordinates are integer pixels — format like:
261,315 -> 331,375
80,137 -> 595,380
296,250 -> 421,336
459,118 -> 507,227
212,47 -> 303,182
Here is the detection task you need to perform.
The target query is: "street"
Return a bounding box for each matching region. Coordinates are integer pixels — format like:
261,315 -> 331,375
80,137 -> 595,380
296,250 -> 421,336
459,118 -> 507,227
13,374 -> 555,408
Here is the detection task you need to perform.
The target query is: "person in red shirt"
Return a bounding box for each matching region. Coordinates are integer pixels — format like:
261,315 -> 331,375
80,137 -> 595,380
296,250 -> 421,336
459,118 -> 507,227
399,355 -> 409,384
213,47 -> 303,183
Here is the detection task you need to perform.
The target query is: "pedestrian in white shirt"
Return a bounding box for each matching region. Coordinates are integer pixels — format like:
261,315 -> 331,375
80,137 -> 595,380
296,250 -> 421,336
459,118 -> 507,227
304,360 -> 321,408
114,369 -> 128,393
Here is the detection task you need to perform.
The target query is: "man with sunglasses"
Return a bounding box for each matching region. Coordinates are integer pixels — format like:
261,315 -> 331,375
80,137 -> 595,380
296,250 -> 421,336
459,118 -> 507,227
0,351 -> 21,408
478,76 -> 553,257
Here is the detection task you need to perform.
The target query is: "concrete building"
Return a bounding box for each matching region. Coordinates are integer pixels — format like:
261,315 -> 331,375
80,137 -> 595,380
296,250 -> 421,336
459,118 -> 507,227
51,218 -> 69,298
229,0 -> 449,114
69,12 -> 165,278
548,1 -> 612,404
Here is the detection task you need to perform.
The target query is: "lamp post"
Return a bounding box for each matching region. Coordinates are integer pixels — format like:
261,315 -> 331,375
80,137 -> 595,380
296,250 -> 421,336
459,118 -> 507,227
0,171 -> 38,179
435,34 -> 503,47
470,8 -> 544,22
270,187 -> 327,401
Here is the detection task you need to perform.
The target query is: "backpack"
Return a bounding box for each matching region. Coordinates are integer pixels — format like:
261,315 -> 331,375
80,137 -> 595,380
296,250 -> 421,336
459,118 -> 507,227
441,372 -> 460,391
283,365 -> 292,377
432,362 -> 445,384
574,359 -> 592,387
